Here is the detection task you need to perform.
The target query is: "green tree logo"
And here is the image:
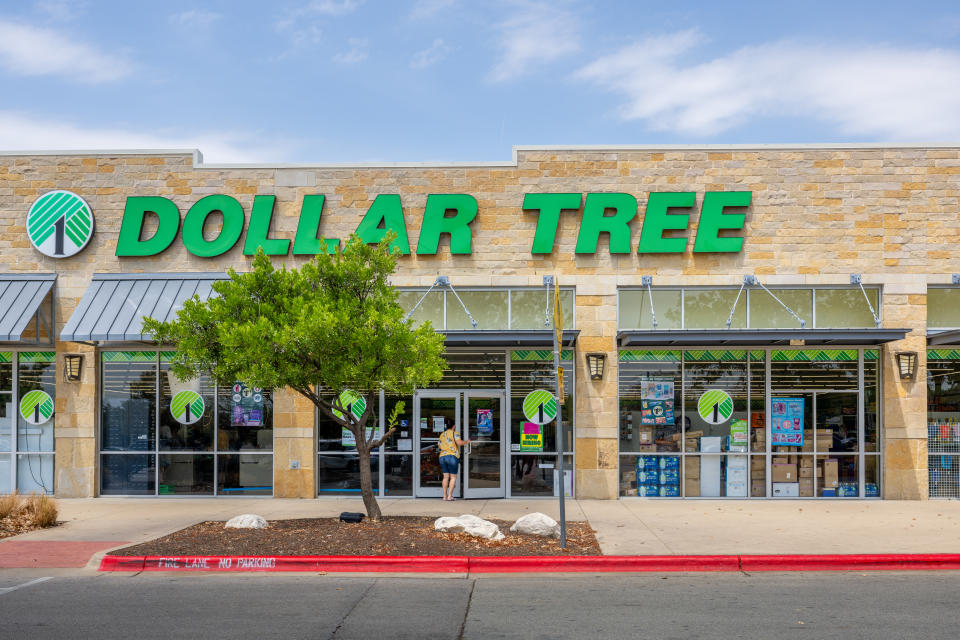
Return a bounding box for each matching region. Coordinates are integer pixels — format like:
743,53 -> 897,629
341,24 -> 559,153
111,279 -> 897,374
170,390 -> 205,425
27,190 -> 94,258
20,390 -> 54,425
523,389 -> 557,424
698,389 -> 734,424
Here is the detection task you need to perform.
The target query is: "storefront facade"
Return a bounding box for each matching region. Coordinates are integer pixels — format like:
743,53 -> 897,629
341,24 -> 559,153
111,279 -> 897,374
0,143 -> 952,499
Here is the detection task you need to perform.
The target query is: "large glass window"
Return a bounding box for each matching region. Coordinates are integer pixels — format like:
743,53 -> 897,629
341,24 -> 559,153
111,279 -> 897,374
619,348 -> 879,499
397,288 -> 574,331
928,349 -> 960,498
618,286 -> 880,329
0,352 -> 56,493
99,351 -> 273,496
929,288 -> 960,329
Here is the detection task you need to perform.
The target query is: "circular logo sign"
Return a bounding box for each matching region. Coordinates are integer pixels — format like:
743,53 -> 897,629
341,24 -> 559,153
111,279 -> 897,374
27,190 -> 94,258
698,389 -> 734,424
170,390 -> 205,425
332,390 -> 366,422
19,390 -> 54,425
523,389 -> 557,425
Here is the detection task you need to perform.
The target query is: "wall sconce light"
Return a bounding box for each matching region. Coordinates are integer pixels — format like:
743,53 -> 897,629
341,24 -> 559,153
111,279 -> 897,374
896,351 -> 918,381
64,354 -> 83,382
586,353 -> 606,381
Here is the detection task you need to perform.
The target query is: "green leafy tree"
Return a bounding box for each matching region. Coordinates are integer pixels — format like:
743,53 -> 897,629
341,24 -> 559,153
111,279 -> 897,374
143,233 -> 446,520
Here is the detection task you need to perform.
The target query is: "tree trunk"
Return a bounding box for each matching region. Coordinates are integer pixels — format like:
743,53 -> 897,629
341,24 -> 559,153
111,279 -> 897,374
355,438 -> 382,521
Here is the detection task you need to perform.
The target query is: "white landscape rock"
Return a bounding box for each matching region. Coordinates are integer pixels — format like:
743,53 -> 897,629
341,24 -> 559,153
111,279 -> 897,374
434,514 -> 504,541
510,512 -> 560,538
224,514 -> 268,529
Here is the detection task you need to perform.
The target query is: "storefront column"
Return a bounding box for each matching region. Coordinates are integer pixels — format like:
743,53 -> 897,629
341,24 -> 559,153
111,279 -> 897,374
272,388 -> 316,498
54,344 -> 96,497
574,289 -> 619,499
881,284 -> 928,499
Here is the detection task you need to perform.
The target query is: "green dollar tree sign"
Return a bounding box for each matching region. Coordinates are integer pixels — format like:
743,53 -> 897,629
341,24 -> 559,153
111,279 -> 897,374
27,190 -> 95,258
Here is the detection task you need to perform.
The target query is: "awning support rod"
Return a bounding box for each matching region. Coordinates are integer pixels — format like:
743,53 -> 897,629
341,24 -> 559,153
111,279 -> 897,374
850,274 -> 881,328
746,275 -> 806,328
542,275 -> 553,327
725,280 -> 747,329
402,277 -> 443,323
642,276 -> 658,329
444,279 -> 478,329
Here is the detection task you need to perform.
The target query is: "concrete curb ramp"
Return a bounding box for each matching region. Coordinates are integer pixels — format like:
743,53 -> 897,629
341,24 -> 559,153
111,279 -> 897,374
100,554 -> 960,573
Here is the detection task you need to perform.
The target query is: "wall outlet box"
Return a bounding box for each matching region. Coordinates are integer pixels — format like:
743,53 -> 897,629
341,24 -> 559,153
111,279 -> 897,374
289,460 -> 300,470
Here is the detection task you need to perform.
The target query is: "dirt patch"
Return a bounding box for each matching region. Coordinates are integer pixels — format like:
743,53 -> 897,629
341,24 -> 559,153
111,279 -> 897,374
109,516 -> 601,556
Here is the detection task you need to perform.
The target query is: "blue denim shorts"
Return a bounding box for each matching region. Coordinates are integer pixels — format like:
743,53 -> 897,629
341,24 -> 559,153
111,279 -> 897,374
439,455 -> 459,474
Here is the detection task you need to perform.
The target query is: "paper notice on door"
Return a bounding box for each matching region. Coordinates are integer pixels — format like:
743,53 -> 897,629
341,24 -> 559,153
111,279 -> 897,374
397,438 -> 412,451
433,416 -> 446,433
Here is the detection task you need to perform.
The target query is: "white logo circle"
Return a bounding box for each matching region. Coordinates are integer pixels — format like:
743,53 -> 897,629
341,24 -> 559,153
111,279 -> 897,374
27,190 -> 94,258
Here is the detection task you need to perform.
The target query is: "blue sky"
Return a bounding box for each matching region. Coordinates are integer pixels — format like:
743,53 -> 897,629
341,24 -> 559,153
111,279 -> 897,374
1,0 -> 960,162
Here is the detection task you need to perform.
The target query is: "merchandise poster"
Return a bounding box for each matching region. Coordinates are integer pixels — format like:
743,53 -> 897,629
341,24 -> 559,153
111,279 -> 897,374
520,421 -> 543,452
231,382 -> 263,427
771,398 -> 804,446
729,419 -> 749,448
397,439 -> 413,451
476,409 -> 493,436
640,379 -> 674,425
432,416 -> 446,433
341,427 -> 381,447
420,417 -> 428,431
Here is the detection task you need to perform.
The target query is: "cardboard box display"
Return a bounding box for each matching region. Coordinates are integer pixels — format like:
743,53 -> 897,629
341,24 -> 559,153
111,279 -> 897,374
751,479 -> 766,497
823,458 -> 839,488
799,456 -> 814,468
799,466 -> 814,478
671,430 -> 703,442
772,482 -> 799,497
799,478 -> 814,497
772,456 -> 788,464
684,476 -> 700,497
623,488 -> 637,496
816,429 -> 834,452
750,456 -> 765,470
684,438 -> 699,451
772,463 -> 797,482
685,457 -> 701,478
637,427 -> 655,444
636,444 -> 656,452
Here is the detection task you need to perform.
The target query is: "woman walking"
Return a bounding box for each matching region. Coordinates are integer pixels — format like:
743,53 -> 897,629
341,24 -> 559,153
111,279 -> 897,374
438,417 -> 470,501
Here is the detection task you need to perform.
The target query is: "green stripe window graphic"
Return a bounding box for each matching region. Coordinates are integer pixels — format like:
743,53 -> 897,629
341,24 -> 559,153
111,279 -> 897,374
523,389 -> 557,424
27,190 -> 94,258
332,390 -> 366,421
20,390 -> 54,424
170,390 -> 205,425
697,389 -> 733,425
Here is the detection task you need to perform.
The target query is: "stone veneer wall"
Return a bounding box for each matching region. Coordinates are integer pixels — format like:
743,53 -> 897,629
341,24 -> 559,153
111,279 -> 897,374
2,146 -> 958,499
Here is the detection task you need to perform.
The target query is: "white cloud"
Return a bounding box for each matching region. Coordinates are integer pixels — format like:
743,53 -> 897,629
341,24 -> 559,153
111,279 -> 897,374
34,0 -> 87,22
0,20 -> 132,83
0,111 -> 293,164
409,0 -> 456,20
170,10 -> 222,28
575,30 -> 960,139
302,0 -> 362,15
410,38 -> 450,69
333,37 -> 368,64
488,2 -> 581,82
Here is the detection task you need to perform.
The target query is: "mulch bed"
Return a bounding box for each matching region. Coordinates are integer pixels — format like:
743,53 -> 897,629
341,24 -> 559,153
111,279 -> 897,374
0,512 -> 59,540
109,516 -> 601,557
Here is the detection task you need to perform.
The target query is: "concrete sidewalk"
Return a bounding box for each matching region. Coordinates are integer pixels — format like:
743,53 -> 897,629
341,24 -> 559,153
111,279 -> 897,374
4,497 -> 960,568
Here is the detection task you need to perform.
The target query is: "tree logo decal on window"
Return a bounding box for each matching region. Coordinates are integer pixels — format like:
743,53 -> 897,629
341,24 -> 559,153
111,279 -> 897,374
27,190 -> 94,258
20,390 -> 54,425
171,390 -> 205,425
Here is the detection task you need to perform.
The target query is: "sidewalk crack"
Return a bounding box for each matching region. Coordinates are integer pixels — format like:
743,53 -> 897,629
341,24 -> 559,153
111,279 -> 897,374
622,507 -> 676,555
457,579 -> 476,640
330,578 -> 376,639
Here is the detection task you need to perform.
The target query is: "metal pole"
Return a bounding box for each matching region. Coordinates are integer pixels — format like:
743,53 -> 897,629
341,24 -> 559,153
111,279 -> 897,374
553,294 -> 567,549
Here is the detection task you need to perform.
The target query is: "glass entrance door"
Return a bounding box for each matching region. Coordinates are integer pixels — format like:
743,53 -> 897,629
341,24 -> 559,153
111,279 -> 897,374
413,390 -> 506,499
414,392 -> 458,498
463,392 -> 505,499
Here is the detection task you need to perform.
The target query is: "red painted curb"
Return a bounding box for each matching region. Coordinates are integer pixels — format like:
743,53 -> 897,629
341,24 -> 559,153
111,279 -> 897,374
740,554 -> 960,572
468,555 -> 739,573
98,553 -> 960,573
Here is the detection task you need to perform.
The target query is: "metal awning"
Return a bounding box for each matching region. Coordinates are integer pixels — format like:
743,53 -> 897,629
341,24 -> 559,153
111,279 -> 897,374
618,328 -> 910,347
928,329 -> 960,346
61,273 -> 227,343
443,330 -> 579,348
0,274 -> 56,342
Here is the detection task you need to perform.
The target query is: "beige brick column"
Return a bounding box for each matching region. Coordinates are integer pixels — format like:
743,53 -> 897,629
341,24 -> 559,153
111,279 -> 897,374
54,344 -> 96,497
574,287 -> 619,499
881,284 -> 927,499
272,387 -> 316,498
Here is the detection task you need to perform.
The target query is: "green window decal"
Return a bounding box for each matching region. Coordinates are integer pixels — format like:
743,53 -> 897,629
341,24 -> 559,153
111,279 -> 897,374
20,390 -> 54,425
170,390 -> 205,425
